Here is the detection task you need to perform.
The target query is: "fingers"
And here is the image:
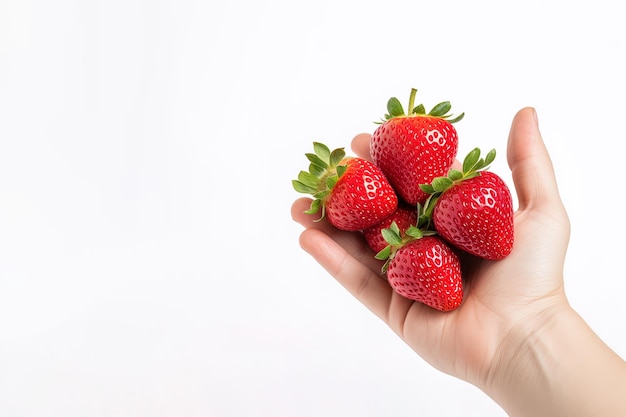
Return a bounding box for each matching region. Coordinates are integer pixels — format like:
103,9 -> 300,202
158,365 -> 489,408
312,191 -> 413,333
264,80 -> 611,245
351,133 -> 372,160
291,197 -> 331,230
298,227 -> 395,317
506,107 -> 564,213
291,197 -> 396,320
291,198 -> 385,273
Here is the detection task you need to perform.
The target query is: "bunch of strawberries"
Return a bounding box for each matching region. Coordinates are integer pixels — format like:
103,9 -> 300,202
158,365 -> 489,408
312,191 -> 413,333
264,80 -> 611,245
293,89 -> 514,312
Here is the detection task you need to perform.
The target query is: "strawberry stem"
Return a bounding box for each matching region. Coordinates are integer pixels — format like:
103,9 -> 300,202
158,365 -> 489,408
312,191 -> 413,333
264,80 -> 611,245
408,88 -> 417,115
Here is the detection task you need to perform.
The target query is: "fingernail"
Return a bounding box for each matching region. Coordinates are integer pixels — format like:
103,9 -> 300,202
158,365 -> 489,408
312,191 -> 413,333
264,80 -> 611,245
532,107 -> 539,128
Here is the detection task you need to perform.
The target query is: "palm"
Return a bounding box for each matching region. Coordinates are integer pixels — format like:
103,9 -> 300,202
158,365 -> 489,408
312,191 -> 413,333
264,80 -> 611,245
291,108 -> 569,388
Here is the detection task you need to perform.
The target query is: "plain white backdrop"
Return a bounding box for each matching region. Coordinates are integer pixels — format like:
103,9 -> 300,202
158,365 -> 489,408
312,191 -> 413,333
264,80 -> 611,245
1,0 -> 625,416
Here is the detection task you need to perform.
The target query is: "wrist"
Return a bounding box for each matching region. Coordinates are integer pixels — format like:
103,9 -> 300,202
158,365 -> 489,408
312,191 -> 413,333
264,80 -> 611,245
485,302 -> 626,417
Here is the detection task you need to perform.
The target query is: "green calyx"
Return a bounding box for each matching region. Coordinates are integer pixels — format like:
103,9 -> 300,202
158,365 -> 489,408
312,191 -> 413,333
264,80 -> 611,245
420,147 -> 496,219
375,204 -> 436,274
380,88 -> 465,124
292,142 -> 349,221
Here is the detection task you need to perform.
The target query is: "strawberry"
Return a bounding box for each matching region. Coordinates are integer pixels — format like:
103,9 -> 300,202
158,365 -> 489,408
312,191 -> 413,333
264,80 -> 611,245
292,142 -> 398,231
421,148 -> 514,260
362,203 -> 417,253
370,88 -> 464,206
375,223 -> 463,312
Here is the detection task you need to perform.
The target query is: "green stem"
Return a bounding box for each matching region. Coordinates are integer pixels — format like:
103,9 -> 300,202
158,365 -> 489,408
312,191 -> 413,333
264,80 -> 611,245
408,88 -> 417,115
422,192 -> 441,223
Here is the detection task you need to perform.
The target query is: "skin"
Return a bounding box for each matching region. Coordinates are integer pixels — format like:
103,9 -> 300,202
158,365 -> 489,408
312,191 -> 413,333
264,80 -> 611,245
291,108 -> 626,416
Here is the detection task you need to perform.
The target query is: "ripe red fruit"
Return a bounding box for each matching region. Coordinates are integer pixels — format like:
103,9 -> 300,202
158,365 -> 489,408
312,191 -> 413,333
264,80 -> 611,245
374,221 -> 463,311
382,234 -> 463,312
370,88 -> 463,206
362,204 -> 417,253
292,142 -> 398,231
422,148 -> 514,260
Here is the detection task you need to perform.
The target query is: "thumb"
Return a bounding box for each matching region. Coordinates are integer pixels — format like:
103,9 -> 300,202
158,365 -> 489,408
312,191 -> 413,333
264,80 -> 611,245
507,107 -> 564,213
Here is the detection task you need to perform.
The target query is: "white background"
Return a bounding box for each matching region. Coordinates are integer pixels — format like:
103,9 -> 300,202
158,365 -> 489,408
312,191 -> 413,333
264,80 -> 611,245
1,1 -> 625,416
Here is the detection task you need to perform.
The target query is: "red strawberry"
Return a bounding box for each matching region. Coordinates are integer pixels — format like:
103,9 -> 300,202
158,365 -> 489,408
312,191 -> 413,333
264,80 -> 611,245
370,88 -> 464,206
293,142 -> 398,231
421,148 -> 514,260
376,224 -> 463,311
362,204 -> 417,253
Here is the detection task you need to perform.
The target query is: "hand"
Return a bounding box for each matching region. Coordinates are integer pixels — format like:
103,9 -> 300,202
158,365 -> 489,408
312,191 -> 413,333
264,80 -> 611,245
291,107 -> 570,393
292,107 -> 626,416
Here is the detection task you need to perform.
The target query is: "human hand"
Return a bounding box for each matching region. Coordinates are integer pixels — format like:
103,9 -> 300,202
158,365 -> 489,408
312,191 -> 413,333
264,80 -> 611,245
291,107 -> 570,392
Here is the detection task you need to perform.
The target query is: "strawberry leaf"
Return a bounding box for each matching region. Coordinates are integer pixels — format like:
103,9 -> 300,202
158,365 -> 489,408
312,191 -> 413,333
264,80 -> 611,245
406,225 -> 423,239
297,171 -> 319,188
463,148 -> 481,174
463,172 -> 481,181
381,227 -> 403,245
309,163 -> 325,177
416,203 -> 431,230
422,193 -> 438,219
448,169 -> 463,181
387,97 -> 405,118
416,202 -> 424,218
375,245 -> 391,261
294,142 -> 362,224
460,147 -> 498,175
326,175 -> 338,189
413,103 -> 426,115
429,101 -> 451,117
447,112 -> 465,123
420,183 -> 435,194
313,142 -> 331,162
306,153 -> 328,169
292,179 -> 317,194
432,176 -> 453,192
380,258 -> 392,274
313,190 -> 329,199
329,148 -> 346,167
484,148 -> 496,167
381,88 -> 463,123
304,198 -> 321,214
